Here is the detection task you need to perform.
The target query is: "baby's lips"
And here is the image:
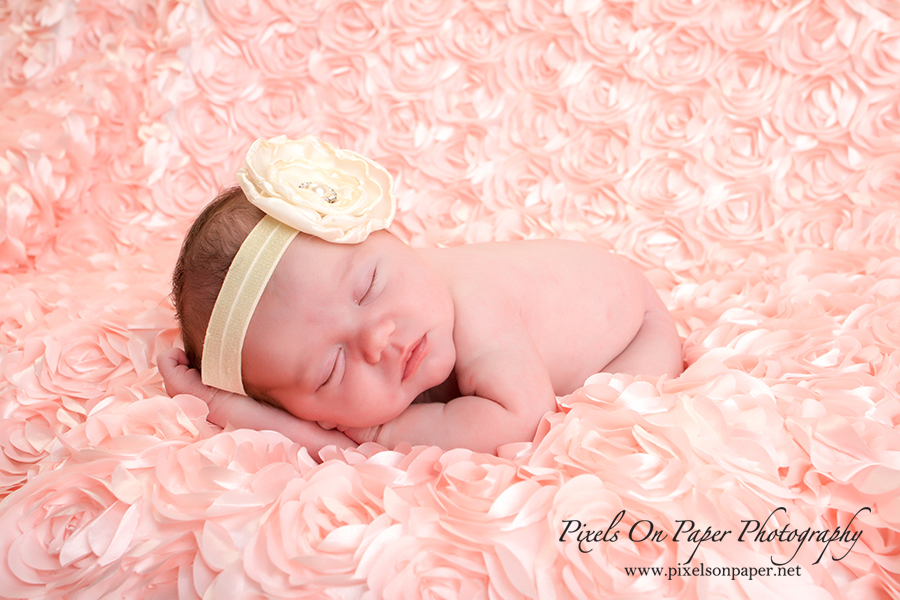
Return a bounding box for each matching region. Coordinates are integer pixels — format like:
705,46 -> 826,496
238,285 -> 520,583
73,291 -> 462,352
401,334 -> 428,382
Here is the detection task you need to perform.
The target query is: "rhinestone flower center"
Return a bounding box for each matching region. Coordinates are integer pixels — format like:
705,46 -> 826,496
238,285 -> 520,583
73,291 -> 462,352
298,181 -> 338,204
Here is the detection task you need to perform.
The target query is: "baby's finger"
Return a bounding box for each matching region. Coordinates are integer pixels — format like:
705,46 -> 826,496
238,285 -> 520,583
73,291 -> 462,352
158,346 -> 189,367
157,349 -> 192,385
156,347 -> 201,396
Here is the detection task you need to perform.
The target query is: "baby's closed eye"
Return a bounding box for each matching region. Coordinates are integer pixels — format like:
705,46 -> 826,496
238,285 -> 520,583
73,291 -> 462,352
357,265 -> 380,305
320,347 -> 345,389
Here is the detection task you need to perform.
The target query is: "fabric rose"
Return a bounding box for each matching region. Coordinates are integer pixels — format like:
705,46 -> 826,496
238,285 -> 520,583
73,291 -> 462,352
852,152 -> 900,208
775,73 -> 865,145
638,90 -> 706,149
317,1 -> 383,54
553,124 -> 629,185
423,449 -> 557,529
697,177 -> 779,243
401,184 -> 480,247
565,66 -> 646,125
636,0 -> 716,26
546,475 -> 686,599
627,25 -> 721,88
778,145 -> 857,206
0,459 -> 152,599
852,97 -> 900,154
709,53 -> 786,119
502,92 -> 568,153
370,34 -> 452,96
548,184 -> 630,244
369,97 -> 433,159
616,151 -> 705,214
615,216 -> 708,274
61,393 -> 212,452
176,95 -> 252,169
236,135 -> 396,244
151,163 -> 219,220
246,22 -> 317,80
779,203 -> 856,250
191,29 -> 261,102
0,395 -> 64,497
361,534 -> 496,600
204,0 -> 277,40
439,3 -> 508,64
508,0 -> 571,32
234,80 -> 317,140
414,130 -> 476,184
503,32 -> 581,94
854,29 -> 900,87
706,0 -> 782,51
858,210 -> 900,255
773,0 -> 853,75
569,2 -> 637,68
36,321 -> 133,403
243,461 -> 394,596
528,390 -> 689,502
702,117 -> 787,179
52,215 -> 119,261
385,0 -> 460,31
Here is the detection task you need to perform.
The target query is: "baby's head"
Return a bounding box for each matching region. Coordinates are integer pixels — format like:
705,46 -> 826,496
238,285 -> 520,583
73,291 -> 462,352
172,136 -> 456,428
171,185 -> 269,398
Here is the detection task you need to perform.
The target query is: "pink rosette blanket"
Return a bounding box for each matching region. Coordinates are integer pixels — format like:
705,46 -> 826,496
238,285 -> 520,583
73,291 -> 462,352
1,1 -> 899,598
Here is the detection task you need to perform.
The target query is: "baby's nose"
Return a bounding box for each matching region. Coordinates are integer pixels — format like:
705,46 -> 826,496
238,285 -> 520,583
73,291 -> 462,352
361,318 -> 395,364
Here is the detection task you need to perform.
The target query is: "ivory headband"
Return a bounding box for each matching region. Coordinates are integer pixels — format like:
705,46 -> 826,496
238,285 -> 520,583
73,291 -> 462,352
201,215 -> 298,394
200,135 -> 396,395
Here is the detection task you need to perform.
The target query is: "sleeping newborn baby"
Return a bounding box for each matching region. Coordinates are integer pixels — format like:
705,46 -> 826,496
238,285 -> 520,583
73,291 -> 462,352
158,135 -> 683,457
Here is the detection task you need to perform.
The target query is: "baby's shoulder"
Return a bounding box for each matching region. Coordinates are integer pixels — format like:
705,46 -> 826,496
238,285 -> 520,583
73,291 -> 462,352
439,238 -> 610,267
430,239 -> 618,312
458,239 -> 621,281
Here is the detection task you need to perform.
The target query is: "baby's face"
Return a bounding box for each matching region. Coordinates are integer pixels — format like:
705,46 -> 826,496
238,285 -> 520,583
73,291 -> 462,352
241,230 -> 456,428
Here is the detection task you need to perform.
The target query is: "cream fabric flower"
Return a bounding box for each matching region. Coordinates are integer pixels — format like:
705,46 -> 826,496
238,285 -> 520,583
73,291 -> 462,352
236,135 -> 396,243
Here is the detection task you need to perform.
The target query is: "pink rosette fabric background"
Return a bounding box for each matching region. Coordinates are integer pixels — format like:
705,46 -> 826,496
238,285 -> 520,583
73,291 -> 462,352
1,0 -> 899,597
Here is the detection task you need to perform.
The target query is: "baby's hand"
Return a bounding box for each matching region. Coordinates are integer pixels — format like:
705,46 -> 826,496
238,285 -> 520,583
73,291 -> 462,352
335,423 -> 383,445
157,346 -> 247,429
156,347 -> 357,457
158,347 -> 212,399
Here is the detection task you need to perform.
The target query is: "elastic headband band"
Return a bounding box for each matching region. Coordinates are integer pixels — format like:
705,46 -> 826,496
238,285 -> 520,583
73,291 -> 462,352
201,215 -> 299,394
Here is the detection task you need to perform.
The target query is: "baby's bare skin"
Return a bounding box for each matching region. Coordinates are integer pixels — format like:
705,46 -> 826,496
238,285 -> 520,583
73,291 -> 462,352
159,235 -> 683,457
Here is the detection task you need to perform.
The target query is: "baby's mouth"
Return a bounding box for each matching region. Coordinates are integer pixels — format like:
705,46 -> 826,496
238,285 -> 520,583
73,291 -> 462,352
402,334 -> 428,382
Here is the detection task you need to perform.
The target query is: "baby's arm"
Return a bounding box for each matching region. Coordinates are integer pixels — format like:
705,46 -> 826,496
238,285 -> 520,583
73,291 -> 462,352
345,314 -> 558,454
601,278 -> 683,378
157,348 -> 356,456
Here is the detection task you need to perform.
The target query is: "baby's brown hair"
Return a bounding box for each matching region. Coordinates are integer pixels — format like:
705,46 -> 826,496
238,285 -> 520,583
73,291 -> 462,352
171,186 -> 265,377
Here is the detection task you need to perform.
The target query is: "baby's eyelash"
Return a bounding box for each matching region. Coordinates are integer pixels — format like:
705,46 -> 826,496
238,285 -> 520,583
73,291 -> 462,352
321,349 -> 341,389
359,268 -> 377,304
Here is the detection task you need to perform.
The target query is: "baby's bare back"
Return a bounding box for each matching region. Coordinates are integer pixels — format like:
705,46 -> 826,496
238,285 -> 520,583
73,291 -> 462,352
420,240 -> 652,396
